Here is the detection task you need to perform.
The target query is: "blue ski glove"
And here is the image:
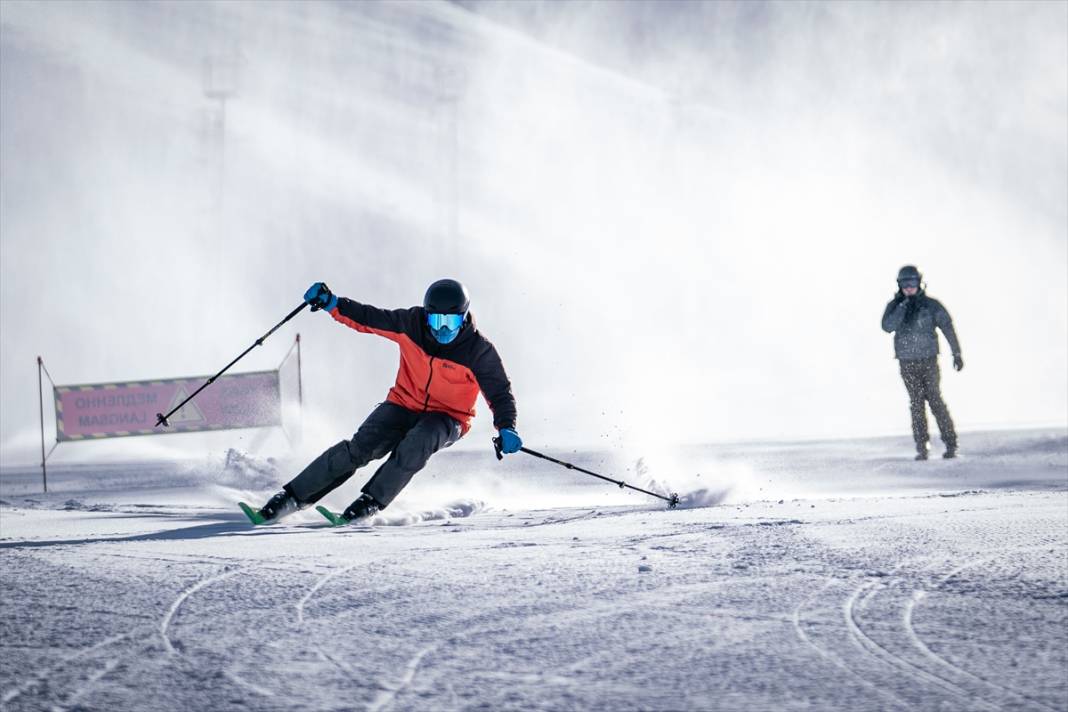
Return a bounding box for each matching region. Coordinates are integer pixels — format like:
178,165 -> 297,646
304,282 -> 337,312
498,428 -> 522,455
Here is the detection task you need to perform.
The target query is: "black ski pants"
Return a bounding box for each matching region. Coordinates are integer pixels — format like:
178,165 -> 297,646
284,402 -> 462,508
899,357 -> 957,449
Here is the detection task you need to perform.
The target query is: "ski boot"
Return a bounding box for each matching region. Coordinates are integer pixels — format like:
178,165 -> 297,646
914,442 -> 929,461
259,489 -> 299,521
341,493 -> 381,523
942,445 -> 958,459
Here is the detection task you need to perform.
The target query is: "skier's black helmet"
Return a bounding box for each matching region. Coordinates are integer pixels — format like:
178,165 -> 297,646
897,265 -> 922,289
424,279 -> 470,315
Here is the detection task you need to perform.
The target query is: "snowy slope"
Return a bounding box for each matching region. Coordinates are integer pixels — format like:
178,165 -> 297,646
1,428 -> 1066,711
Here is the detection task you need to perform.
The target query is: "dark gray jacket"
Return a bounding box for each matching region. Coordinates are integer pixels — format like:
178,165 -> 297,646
881,291 -> 961,361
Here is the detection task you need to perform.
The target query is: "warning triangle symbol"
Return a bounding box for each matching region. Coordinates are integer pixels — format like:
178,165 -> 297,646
166,387 -> 206,424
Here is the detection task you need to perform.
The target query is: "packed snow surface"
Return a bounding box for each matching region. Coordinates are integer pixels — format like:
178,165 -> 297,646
1,428 -> 1066,711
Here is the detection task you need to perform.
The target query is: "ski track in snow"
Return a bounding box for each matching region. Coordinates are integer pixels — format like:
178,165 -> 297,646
902,547 -> 1066,712
295,560 -> 380,675
159,567 -> 245,655
295,556 -> 763,708
367,643 -> 438,712
792,577 -> 913,710
843,576 -> 1000,711
158,565 -> 280,701
823,543 -> 1068,712
1,629 -> 140,706
295,562 -> 368,625
56,656 -> 122,711
294,555 -> 590,703
786,514 -> 1068,712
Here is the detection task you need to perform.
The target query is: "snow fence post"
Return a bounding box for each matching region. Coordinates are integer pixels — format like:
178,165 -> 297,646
37,356 -> 47,493
296,333 -> 304,444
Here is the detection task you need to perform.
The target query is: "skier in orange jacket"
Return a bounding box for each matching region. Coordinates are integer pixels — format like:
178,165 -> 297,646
253,279 -> 520,523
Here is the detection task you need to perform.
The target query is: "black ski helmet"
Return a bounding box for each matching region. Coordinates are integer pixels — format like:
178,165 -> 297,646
897,265 -> 922,287
424,278 -> 470,315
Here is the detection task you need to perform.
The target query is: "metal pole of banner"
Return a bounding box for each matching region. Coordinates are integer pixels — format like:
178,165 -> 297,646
295,333 -> 303,442
296,333 -> 303,409
37,356 -> 48,493
276,333 -> 303,447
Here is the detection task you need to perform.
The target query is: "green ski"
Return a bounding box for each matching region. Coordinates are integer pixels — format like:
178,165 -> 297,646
239,501 -> 268,525
316,505 -> 348,526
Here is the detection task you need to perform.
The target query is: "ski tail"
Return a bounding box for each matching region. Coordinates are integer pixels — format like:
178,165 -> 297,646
239,501 -> 268,526
315,505 -> 347,527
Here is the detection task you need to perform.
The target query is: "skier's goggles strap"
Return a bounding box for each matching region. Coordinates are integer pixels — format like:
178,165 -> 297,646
427,313 -> 465,331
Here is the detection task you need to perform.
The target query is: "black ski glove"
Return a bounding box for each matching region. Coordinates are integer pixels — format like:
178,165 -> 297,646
953,354 -> 964,372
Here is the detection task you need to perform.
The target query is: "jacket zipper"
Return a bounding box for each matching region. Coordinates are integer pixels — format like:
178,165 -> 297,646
422,356 -> 435,411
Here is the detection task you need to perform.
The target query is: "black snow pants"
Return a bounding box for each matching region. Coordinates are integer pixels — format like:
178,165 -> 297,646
899,357 -> 957,449
284,402 -> 462,508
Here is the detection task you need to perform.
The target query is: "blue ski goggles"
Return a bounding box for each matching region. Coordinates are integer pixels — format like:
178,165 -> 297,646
427,313 -> 465,331
427,312 -> 466,344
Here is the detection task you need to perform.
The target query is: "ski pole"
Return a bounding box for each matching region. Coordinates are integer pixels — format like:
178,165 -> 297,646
155,301 -> 310,427
493,438 -> 680,508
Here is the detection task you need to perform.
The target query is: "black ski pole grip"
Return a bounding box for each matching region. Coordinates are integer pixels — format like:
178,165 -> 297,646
492,437 -> 503,461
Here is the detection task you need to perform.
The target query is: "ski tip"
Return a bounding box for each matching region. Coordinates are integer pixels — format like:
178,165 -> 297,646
238,501 -> 268,526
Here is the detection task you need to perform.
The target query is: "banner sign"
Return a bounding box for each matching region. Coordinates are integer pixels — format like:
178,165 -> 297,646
54,370 -> 281,441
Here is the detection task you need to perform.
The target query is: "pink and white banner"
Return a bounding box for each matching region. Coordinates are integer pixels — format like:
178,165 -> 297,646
54,370 -> 281,441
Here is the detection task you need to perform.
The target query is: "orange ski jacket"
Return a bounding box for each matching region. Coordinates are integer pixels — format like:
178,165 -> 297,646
329,297 -> 516,435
